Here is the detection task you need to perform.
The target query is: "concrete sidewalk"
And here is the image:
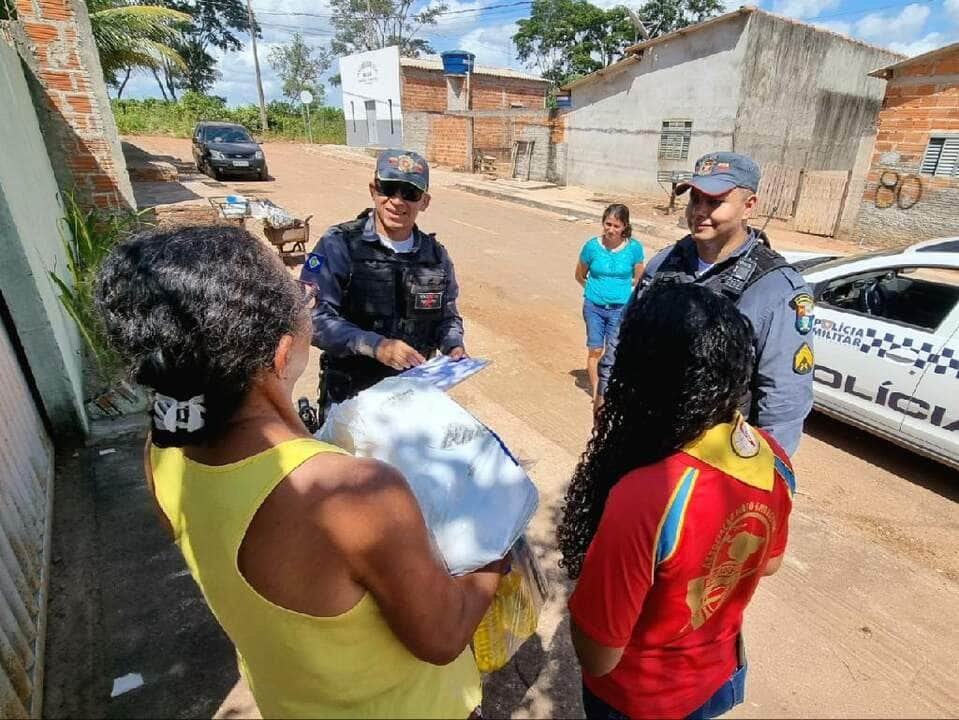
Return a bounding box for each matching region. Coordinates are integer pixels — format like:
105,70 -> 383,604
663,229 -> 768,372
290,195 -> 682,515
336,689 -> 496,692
43,425 -> 257,719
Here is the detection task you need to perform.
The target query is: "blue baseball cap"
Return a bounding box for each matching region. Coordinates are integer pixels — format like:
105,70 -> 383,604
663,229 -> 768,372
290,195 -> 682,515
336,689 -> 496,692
376,149 -> 430,192
676,152 -> 761,197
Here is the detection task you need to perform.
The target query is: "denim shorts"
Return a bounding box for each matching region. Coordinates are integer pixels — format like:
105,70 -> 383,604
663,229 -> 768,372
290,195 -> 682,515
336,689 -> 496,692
581,662 -> 747,720
583,298 -> 624,349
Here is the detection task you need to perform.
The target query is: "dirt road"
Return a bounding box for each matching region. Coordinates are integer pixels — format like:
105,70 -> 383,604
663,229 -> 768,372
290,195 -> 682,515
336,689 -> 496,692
127,137 -> 959,718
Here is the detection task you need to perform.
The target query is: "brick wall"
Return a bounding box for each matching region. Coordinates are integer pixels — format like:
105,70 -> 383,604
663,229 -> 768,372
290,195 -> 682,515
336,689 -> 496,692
11,0 -> 134,209
400,67 -> 547,113
402,68 -> 448,112
470,75 -> 547,110
403,111 -> 430,157
853,48 -> 959,245
426,115 -> 470,169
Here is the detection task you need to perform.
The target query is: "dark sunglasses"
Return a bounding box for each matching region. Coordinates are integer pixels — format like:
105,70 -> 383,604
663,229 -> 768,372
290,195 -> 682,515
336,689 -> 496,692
374,180 -> 424,202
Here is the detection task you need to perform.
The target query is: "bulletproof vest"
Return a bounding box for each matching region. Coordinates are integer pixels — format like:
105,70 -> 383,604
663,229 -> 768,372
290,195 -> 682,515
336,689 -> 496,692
637,230 -> 787,302
323,209 -> 449,402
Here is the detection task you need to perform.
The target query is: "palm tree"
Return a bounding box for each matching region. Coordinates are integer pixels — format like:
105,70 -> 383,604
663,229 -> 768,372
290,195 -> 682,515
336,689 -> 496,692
86,0 -> 190,94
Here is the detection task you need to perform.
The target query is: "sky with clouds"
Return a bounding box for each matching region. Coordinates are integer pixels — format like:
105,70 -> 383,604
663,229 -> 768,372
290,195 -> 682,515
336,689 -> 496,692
119,0 -> 959,108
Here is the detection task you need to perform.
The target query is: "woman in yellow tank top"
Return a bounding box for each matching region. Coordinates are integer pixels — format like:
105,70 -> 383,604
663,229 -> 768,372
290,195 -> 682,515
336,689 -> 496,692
95,225 -> 505,718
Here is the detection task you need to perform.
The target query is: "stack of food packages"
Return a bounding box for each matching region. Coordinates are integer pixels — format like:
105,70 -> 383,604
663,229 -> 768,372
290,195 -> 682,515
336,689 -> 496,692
473,535 -> 550,672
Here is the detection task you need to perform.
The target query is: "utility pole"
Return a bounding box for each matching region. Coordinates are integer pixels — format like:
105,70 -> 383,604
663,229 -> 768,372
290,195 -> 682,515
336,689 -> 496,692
246,0 -> 269,131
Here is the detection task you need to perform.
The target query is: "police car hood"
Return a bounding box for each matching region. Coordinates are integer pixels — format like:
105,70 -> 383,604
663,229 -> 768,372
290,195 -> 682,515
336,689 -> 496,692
781,250 -> 840,272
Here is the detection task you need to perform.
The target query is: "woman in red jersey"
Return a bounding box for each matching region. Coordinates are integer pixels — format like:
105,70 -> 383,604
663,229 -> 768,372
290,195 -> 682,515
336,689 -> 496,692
559,282 -> 795,720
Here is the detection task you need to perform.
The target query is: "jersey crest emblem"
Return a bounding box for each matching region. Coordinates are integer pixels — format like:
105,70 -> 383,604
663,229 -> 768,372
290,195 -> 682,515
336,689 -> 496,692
730,415 -> 761,458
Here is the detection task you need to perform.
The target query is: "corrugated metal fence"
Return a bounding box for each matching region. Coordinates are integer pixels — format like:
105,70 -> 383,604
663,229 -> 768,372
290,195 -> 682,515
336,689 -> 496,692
0,319 -> 53,718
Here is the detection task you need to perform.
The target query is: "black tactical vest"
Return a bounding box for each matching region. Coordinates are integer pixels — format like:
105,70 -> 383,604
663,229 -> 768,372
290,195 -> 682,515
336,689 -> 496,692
634,231 -> 790,419
637,230 -> 787,301
322,209 -> 449,402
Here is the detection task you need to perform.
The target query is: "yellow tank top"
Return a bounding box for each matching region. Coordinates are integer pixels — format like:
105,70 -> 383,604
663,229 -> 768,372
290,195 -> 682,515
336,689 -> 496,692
150,438 -> 481,719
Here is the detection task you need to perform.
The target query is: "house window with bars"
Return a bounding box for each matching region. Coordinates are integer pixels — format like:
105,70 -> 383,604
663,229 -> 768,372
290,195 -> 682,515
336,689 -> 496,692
659,120 -> 693,161
920,135 -> 959,177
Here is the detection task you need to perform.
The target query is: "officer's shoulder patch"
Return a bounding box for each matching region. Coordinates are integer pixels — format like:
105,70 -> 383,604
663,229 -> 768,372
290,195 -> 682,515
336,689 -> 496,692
793,343 -> 814,374
305,253 -> 325,272
789,292 -> 815,334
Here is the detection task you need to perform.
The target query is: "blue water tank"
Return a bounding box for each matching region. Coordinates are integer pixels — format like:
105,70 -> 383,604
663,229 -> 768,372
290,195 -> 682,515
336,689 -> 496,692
440,50 -> 475,76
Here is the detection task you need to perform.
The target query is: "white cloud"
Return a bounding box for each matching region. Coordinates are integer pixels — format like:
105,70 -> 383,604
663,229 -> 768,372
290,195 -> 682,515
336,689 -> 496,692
771,0 -> 840,20
427,0 -> 484,35
812,19 -> 852,37
946,0 -> 959,25
456,22 -> 522,70
888,31 -> 949,56
855,3 -> 930,43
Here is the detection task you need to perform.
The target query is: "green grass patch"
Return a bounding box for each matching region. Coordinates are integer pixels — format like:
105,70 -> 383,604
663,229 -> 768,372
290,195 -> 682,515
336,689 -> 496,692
112,92 -> 346,145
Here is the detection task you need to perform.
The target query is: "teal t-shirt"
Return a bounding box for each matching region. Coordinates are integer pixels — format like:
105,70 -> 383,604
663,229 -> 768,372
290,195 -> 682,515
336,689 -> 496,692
580,237 -> 645,306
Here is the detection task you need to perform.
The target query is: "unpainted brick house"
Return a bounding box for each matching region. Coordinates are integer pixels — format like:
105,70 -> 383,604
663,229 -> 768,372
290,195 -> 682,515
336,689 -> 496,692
853,42 -> 959,245
340,47 -> 564,181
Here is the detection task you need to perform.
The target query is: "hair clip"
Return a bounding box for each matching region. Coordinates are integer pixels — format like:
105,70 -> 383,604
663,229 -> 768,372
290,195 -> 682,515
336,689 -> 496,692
154,393 -> 206,433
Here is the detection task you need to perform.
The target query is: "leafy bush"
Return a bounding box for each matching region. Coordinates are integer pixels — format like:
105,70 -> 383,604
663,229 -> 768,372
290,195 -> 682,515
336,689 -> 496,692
49,192 -> 148,382
112,93 -> 346,144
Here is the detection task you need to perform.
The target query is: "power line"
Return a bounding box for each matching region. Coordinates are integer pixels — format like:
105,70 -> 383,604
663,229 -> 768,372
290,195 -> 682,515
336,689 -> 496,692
252,0 -> 532,20
809,0 -> 935,21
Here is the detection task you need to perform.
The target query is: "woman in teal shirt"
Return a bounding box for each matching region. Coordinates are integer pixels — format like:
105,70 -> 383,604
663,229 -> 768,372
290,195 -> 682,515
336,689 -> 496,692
575,204 -> 645,398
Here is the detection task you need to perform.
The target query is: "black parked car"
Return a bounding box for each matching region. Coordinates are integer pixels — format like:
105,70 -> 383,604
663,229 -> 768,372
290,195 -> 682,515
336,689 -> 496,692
191,121 -> 268,180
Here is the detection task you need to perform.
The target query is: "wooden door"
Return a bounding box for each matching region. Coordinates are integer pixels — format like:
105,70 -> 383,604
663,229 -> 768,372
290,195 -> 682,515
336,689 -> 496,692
793,170 -> 850,236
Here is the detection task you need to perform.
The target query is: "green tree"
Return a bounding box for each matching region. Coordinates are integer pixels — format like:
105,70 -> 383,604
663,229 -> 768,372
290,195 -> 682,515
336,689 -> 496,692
151,0 -> 255,100
513,0 -> 635,87
173,36 -> 221,94
86,0 -> 189,87
327,0 -> 447,58
633,0 -> 726,38
268,32 -> 331,105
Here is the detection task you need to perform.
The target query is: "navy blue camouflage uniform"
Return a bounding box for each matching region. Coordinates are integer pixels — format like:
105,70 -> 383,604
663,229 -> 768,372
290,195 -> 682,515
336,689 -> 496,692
597,229 -> 815,455
300,209 -> 464,404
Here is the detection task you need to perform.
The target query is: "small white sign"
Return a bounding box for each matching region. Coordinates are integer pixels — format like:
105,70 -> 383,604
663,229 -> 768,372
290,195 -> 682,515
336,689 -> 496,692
299,89 -> 313,105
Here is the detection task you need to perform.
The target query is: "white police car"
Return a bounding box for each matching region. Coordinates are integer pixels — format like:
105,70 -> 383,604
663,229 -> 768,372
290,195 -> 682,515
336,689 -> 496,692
782,237 -> 959,470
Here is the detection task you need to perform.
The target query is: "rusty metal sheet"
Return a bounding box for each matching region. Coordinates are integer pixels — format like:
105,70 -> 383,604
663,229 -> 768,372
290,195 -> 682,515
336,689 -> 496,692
0,320 -> 53,718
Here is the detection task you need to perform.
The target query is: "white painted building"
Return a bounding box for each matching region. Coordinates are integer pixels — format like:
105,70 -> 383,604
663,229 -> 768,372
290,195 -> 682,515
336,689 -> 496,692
339,46 -> 404,149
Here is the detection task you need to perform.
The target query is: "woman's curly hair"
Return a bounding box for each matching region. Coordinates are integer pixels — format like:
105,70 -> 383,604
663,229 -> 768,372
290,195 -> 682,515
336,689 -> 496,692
95,225 -> 305,447
557,282 -> 756,579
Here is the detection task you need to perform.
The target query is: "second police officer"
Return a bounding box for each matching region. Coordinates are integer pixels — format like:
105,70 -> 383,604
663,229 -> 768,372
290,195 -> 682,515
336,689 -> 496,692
596,152 -> 815,455
300,149 -> 466,417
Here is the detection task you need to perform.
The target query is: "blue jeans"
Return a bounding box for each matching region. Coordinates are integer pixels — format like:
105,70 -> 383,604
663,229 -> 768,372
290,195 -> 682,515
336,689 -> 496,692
583,298 -> 624,349
581,662 -> 748,720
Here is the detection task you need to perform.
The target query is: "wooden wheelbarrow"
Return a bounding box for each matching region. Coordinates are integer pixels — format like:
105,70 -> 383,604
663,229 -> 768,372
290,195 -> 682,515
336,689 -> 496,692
264,214 -> 313,256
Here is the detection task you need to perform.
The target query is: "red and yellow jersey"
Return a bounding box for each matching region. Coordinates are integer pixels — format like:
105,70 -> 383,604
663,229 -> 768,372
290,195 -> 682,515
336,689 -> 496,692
568,416 -> 795,719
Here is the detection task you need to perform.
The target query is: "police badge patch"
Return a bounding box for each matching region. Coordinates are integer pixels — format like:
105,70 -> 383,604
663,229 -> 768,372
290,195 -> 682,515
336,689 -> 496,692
306,253 -> 325,271
793,343 -> 814,374
790,293 -> 815,334
414,291 -> 443,310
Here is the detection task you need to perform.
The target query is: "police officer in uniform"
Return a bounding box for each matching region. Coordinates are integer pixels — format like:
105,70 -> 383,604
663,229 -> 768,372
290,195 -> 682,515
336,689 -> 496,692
300,150 -> 465,414
596,152 -> 815,455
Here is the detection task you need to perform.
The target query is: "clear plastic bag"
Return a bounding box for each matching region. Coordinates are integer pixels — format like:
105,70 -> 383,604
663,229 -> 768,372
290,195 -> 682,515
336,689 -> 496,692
316,377 -> 539,575
472,535 -> 550,673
